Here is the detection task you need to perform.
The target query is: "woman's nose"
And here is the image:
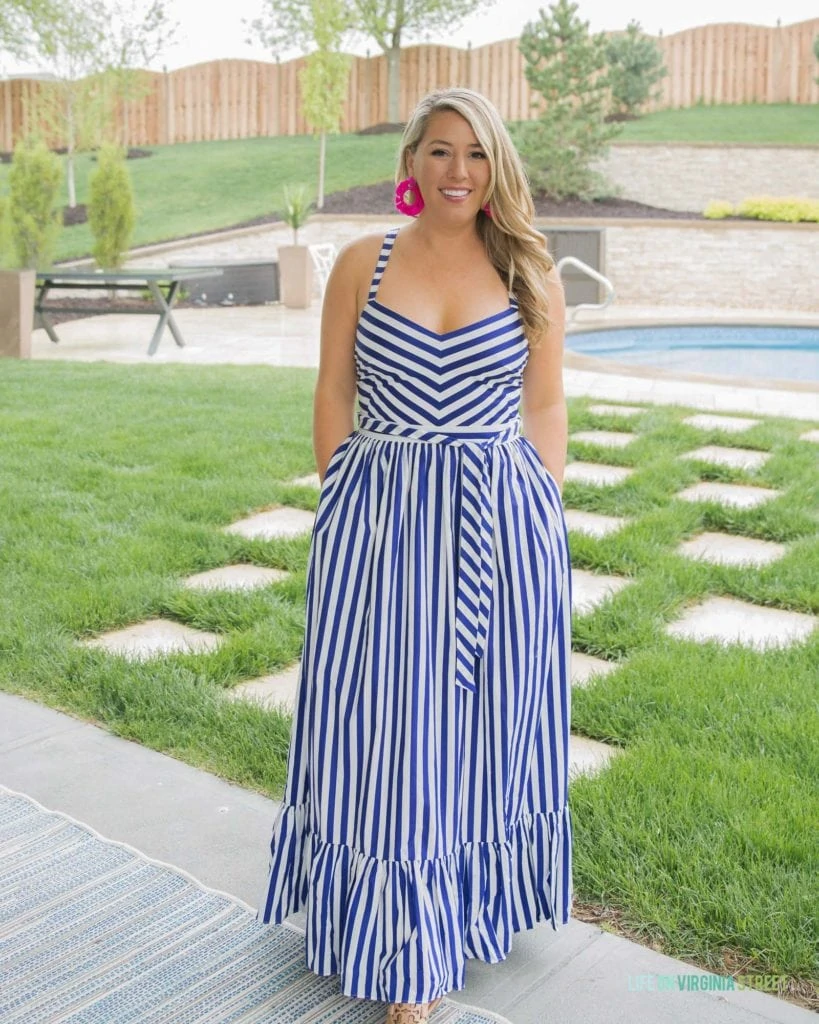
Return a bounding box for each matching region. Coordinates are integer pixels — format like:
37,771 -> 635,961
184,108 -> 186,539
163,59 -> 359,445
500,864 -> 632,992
447,154 -> 468,178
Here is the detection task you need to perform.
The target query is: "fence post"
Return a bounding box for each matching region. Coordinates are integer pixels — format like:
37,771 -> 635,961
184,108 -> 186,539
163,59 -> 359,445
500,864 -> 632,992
0,269 -> 35,359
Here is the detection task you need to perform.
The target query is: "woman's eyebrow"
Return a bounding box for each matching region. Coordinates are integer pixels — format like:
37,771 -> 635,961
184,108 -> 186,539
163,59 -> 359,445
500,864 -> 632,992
426,139 -> 484,147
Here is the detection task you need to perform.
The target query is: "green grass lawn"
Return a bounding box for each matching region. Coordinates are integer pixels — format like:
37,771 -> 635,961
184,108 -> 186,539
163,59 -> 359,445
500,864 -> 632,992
613,102 -> 819,143
0,360 -> 816,1002
0,102 -> 815,263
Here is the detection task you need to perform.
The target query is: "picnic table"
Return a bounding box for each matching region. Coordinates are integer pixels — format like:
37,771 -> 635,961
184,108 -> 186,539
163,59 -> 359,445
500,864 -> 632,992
35,267 -> 223,356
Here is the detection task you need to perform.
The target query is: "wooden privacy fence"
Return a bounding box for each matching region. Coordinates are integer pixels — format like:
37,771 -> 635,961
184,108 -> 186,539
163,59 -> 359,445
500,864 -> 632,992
1,18 -> 817,151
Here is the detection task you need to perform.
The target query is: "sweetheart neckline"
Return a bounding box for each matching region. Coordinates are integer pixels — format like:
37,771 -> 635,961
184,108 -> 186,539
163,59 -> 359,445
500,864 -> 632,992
364,298 -> 518,340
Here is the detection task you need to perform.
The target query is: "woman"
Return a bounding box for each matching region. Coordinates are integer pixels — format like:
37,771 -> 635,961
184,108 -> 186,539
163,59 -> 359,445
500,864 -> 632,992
257,87 -> 573,1024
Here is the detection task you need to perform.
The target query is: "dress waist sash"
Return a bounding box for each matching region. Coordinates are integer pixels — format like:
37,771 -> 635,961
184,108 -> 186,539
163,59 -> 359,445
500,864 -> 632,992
354,415 -> 523,695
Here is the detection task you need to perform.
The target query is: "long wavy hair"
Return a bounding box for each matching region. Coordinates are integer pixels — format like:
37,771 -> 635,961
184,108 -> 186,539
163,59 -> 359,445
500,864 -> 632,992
397,87 -> 556,348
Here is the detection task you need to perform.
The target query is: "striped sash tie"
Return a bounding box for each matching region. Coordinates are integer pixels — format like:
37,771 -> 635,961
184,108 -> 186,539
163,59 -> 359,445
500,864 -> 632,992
356,415 -> 522,695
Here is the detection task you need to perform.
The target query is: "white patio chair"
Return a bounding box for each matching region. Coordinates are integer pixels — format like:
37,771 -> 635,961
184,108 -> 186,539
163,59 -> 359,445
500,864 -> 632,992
308,243 -> 338,297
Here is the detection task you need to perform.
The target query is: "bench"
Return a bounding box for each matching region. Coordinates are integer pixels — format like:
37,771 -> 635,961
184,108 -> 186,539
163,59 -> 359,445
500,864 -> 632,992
35,267 -> 223,356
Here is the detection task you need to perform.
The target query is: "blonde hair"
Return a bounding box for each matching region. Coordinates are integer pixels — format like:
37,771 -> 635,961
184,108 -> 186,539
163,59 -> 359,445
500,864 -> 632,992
397,87 -> 556,348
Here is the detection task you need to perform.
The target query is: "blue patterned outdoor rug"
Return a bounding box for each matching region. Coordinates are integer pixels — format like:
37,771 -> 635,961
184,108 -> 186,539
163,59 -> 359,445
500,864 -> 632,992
0,786 -> 514,1024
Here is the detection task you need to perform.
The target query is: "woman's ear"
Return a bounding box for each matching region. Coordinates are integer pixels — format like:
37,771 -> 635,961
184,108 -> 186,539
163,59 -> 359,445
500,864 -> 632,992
406,151 -> 414,177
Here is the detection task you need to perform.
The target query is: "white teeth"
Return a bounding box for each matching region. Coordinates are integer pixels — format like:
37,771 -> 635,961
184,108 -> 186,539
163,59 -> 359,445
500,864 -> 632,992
442,189 -> 469,197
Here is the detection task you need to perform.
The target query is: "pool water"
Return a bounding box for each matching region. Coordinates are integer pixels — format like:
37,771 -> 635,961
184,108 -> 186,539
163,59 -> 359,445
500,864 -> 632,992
565,324 -> 819,383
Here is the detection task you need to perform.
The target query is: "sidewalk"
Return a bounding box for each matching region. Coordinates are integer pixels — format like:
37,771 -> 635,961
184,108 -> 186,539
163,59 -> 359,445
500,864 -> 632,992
1,690 -> 812,1024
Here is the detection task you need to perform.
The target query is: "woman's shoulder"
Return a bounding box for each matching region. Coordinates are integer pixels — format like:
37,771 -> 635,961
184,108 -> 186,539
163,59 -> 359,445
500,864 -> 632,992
332,230 -> 397,285
338,230 -> 394,264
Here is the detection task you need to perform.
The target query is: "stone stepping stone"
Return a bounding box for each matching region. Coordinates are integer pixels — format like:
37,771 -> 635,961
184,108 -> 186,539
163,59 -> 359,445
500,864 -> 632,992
799,429 -> 819,444
569,734 -> 622,779
564,462 -> 635,487
571,430 -> 636,449
228,663 -> 624,784
665,595 -> 816,650
182,564 -> 290,591
289,472 -> 320,488
680,445 -> 771,471
572,568 -> 632,615
683,413 -> 760,433
587,403 -> 644,418
82,619 -> 222,660
571,652 -> 618,688
677,531 -> 787,567
224,660 -> 301,713
224,506 -> 315,540
564,509 -> 628,538
676,481 -> 781,509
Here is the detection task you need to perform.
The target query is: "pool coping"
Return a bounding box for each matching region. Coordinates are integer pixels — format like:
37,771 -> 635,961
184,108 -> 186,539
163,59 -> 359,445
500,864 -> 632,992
564,314 -> 819,394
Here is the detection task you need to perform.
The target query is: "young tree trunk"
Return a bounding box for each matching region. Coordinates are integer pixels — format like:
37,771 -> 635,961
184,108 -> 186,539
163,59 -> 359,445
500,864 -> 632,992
66,96 -> 76,209
386,46 -> 401,123
317,130 -> 326,209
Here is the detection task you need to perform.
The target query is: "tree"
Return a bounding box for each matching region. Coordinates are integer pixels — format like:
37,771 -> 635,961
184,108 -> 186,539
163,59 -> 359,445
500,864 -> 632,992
252,0 -> 496,125
813,33 -> 819,86
7,138 -> 63,269
88,142 -> 135,269
249,0 -> 352,209
0,0 -> 53,62
100,0 -> 178,145
518,0 -> 621,200
351,0 -> 496,122
299,0 -> 351,208
605,20 -> 667,118
25,0 -> 109,208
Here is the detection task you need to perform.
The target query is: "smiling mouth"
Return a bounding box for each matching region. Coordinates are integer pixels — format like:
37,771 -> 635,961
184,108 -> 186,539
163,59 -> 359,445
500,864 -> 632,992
440,189 -> 472,198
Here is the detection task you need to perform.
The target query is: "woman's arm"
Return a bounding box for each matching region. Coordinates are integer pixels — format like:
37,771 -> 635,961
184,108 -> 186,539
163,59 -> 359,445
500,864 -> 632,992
313,242 -> 363,484
520,266 -> 568,493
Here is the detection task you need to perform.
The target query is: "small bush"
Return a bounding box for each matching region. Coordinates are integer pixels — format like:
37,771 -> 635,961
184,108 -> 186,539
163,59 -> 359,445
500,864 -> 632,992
0,194 -> 11,268
88,143 -> 136,269
279,184 -> 314,245
7,139 -> 63,269
735,195 -> 819,223
703,200 -> 735,219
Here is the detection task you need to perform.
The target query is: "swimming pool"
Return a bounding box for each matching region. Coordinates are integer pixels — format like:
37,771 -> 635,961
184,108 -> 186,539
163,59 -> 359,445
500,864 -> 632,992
564,324 -> 819,383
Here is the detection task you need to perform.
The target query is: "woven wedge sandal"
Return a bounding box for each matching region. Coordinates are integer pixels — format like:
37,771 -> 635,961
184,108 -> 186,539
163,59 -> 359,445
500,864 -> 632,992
384,997 -> 442,1023
385,1004 -> 427,1023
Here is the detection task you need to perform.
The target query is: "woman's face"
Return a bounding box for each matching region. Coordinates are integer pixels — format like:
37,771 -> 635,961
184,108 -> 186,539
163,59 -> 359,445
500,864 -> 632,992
406,109 -> 491,222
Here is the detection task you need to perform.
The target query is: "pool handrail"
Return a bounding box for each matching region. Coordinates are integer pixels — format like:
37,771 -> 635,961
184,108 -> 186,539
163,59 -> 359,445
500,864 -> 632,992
556,256 -> 615,323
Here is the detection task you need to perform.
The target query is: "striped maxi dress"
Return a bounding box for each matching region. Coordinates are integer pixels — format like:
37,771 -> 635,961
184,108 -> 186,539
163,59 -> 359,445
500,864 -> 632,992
256,226 -> 573,1004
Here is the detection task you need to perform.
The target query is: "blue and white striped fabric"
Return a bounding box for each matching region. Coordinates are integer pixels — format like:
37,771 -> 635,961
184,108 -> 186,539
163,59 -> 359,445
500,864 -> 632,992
257,226 -> 573,1005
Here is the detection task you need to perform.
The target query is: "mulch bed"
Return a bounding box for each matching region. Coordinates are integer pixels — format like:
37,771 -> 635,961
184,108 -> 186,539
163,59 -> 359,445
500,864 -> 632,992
38,295 -> 203,328
319,181 -> 707,219
0,146 -> 153,164
41,179 -> 757,327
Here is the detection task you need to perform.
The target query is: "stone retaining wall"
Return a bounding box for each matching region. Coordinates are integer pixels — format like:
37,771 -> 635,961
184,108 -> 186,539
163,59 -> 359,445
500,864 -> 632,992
589,221 -> 816,311
597,143 -> 819,213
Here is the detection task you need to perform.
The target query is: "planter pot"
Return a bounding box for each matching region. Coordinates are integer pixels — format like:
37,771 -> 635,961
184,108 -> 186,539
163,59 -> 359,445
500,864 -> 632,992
277,245 -> 313,309
0,269 -> 35,358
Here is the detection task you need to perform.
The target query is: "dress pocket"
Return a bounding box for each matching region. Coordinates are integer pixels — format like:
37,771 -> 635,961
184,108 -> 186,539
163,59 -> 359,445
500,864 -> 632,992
519,436 -> 560,492
515,437 -> 565,537
314,431 -> 357,535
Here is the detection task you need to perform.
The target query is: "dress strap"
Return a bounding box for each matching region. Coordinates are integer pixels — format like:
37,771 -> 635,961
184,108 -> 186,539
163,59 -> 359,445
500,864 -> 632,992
367,227 -> 400,300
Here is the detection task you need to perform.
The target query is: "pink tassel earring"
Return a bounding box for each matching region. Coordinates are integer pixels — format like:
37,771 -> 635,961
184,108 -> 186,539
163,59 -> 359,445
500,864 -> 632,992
482,201 -> 493,218
395,177 -> 425,217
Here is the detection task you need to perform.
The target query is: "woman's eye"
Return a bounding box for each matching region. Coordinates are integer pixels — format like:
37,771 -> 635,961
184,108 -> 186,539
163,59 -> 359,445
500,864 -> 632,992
431,148 -> 448,156
471,151 -> 487,159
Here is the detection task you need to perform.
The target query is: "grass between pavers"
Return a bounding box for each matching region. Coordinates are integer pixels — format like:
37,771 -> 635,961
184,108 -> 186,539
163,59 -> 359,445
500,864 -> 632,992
0,360 -> 817,1000
0,103 -> 814,263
